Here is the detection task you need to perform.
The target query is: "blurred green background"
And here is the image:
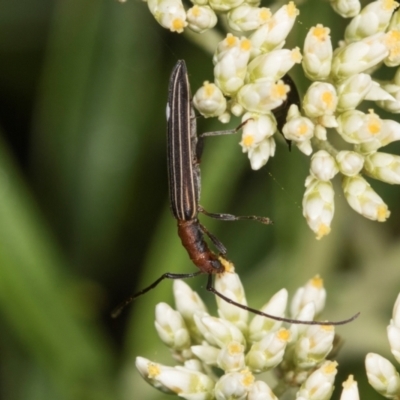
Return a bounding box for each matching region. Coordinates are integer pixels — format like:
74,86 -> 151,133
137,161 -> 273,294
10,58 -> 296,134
1,0 -> 400,399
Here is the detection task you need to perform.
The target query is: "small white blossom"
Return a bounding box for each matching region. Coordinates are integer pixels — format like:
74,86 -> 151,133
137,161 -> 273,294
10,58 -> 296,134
387,323 -> 400,364
310,151 -> 339,181
154,302 -> 191,350
297,361 -> 338,400
384,30 -> 400,67
246,328 -> 290,372
237,81 -> 290,114
336,151 -> 365,176
344,0 -> 399,42
337,109 -> 383,144
186,5 -> 217,33
303,25 -> 333,81
240,112 -> 277,170
364,152 -> 400,184
214,369 -> 255,400
376,80 -> 400,113
248,289 -> 288,343
248,380 -> 278,400
214,35 -> 252,96
340,375 -> 360,400
246,48 -> 302,83
215,267 -> 249,332
336,73 -> 374,112
303,82 -> 338,118
208,0 -> 244,12
249,2 -> 299,58
191,343 -> 220,366
342,175 -> 391,221
218,341 -> 246,372
136,357 -> 215,398
330,0 -> 361,18
194,314 -> 246,348
291,276 -> 327,317
227,5 -> 271,32
365,353 -> 400,398
295,325 -> 335,369
147,0 -> 187,32
193,81 -> 227,118
173,280 -> 208,342
282,105 -> 315,154
331,32 -> 389,80
302,177 -> 335,239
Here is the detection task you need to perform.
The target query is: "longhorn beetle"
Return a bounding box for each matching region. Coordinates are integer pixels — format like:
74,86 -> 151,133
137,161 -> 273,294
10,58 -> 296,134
112,60 -> 359,326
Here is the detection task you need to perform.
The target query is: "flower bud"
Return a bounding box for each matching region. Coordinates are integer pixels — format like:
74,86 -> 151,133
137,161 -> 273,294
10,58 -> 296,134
217,341 -> 246,372
303,82 -> 338,118
237,81 -> 290,114
227,5 -> 271,32
297,361 -> 338,400
331,33 -> 389,80
364,152 -> 400,184
173,280 -> 208,342
248,380 -> 278,400
366,353 -> 400,398
208,0 -> 244,12
215,268 -> 249,332
302,25 -> 332,80
336,151 -> 364,176
191,344 -> 220,366
246,329 -> 290,372
310,151 -> 338,181
135,357 -> 215,397
342,175 -> 390,221
193,81 -> 227,117
246,48 -> 302,83
214,369 -> 255,399
248,289 -> 288,343
336,73 -> 373,112
250,2 -> 299,57
194,314 -> 246,348
154,303 -> 191,350
344,0 -> 399,42
302,177 -> 335,239
295,324 -> 335,369
148,0 -> 187,32
291,275 -> 327,317
330,0 -> 361,18
337,109 -> 383,144
186,5 -> 217,33
340,375 -> 360,400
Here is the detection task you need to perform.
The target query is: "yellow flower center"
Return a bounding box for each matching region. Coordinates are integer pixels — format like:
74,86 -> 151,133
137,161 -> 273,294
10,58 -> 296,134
148,363 -> 160,378
312,24 -> 330,41
226,33 -> 238,47
191,5 -> 200,17
204,82 -> 215,97
242,135 -> 255,147
277,329 -> 291,341
240,38 -> 252,51
286,1 -> 299,18
172,18 -> 185,33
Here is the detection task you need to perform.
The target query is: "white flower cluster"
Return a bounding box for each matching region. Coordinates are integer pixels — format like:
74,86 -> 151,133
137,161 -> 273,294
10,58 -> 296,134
136,270 -> 360,400
142,0 -> 400,238
366,292 -> 400,399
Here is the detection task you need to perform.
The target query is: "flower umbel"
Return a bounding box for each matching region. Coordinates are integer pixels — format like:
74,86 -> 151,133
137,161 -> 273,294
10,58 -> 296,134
136,272 -> 357,399
142,0 -> 400,238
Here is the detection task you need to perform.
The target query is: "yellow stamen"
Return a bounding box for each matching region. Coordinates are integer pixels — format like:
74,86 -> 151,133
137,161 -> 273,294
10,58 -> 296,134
377,205 -> 390,221
218,256 -> 235,273
366,110 -> 382,135
323,361 -> 338,374
204,82 -> 215,97
191,5 -> 200,17
286,1 -> 299,18
228,342 -> 243,355
259,8 -> 271,22
240,38 -> 251,52
272,81 -> 289,99
226,33 -> 238,47
291,47 -> 302,63
277,329 -> 291,342
322,91 -> 334,108
242,135 -> 255,147
383,0 -> 399,11
312,24 -> 330,41
311,275 -> 323,288
298,122 -> 309,136
342,375 -> 355,390
172,18 -> 185,33
148,363 -> 161,378
241,369 -> 255,387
